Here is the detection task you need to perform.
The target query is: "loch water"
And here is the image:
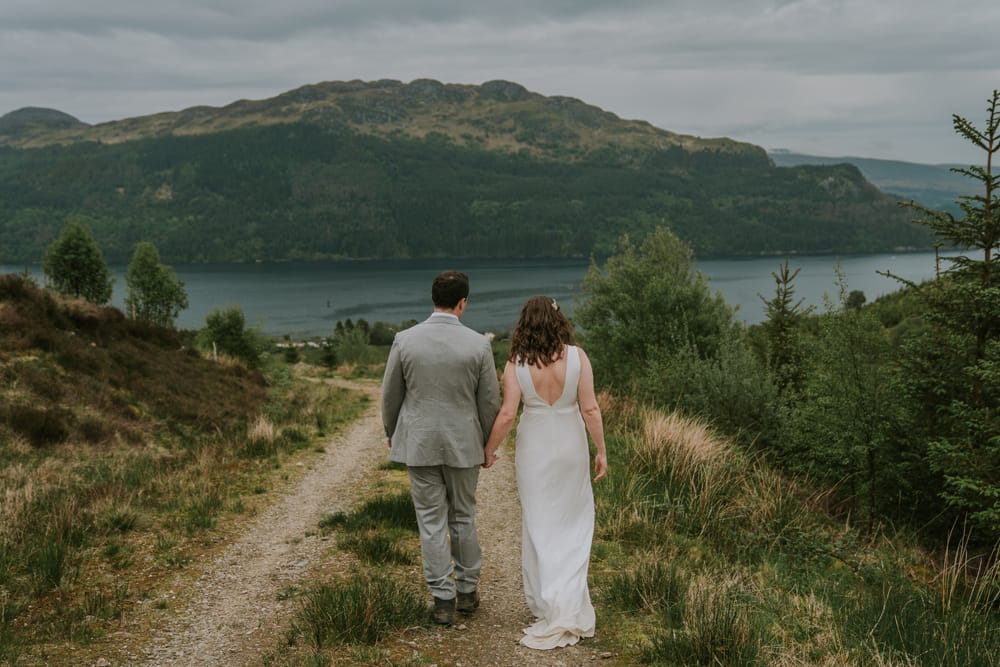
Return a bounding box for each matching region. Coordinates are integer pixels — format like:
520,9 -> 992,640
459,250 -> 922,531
4,251 -> 947,337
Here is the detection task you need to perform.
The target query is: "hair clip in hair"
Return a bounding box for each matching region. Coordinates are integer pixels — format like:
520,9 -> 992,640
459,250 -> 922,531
552,298 -> 559,311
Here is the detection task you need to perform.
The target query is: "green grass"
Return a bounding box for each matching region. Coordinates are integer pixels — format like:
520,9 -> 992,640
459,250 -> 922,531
320,491 -> 418,567
292,574 -> 428,648
646,575 -> 764,667
0,277 -> 374,655
320,491 -> 418,533
30,537 -> 70,593
337,530 -> 415,566
183,490 -> 225,533
592,396 -> 1000,666
604,558 -> 688,625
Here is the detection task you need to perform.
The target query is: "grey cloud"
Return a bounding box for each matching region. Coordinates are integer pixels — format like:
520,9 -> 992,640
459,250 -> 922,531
1,0 -> 664,39
0,0 -> 997,163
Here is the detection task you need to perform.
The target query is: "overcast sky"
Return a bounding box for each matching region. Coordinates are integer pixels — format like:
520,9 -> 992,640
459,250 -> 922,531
2,0 -> 997,164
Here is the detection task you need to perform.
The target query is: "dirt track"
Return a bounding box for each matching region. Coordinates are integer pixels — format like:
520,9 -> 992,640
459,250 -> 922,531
134,377 -> 609,666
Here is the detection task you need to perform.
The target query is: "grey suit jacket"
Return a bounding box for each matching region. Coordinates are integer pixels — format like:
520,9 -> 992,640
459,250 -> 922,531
381,313 -> 501,468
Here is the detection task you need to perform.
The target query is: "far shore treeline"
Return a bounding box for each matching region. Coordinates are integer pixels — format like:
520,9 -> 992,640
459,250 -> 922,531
0,78 -> 930,265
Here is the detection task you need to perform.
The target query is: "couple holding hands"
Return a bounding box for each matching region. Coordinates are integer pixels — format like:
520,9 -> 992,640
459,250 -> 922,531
381,270 -> 608,650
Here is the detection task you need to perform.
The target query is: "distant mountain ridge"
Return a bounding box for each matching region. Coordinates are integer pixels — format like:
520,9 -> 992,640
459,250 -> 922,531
768,150 -> 976,212
0,79 -> 930,263
0,78 -> 759,160
0,107 -> 89,138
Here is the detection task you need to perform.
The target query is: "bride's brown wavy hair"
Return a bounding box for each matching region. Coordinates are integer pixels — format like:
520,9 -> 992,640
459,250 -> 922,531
509,295 -> 577,367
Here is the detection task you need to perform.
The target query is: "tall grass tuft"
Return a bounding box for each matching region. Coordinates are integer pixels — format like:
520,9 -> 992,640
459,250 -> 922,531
242,414 -> 279,458
836,577 -> 1000,666
337,530 -> 414,565
30,536 -> 68,592
648,575 -> 764,667
632,409 -> 740,537
595,468 -> 664,547
936,528 -> 1000,615
598,390 -> 644,436
831,533 -> 1000,666
1,588 -> 22,665
183,489 -> 224,533
603,557 -> 688,625
294,574 -> 427,647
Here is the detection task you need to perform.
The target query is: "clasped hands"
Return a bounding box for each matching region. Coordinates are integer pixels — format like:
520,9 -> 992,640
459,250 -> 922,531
483,447 -> 609,482
483,448 -> 501,469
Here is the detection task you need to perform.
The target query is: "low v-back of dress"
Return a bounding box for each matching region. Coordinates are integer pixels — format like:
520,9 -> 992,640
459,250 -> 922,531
514,345 -> 596,649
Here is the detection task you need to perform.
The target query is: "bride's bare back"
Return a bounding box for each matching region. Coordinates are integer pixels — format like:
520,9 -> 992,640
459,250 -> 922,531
527,348 -> 568,406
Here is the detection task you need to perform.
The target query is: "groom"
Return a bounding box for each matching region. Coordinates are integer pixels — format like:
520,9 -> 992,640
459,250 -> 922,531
381,270 -> 501,625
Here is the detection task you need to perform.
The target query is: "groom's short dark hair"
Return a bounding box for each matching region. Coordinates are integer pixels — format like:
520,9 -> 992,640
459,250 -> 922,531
432,270 -> 470,309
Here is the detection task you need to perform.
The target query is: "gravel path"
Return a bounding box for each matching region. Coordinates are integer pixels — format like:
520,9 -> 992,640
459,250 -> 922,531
138,378 -> 387,666
135,377 -> 610,666
424,448 -> 608,667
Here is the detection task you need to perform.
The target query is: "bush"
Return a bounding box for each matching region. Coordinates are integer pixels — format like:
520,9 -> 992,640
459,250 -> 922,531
196,306 -> 268,367
645,333 -> 781,446
368,321 -> 398,346
329,328 -> 368,364
1,404 -> 71,446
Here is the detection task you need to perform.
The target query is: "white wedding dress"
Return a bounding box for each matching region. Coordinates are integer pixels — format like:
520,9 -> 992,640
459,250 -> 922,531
514,345 -> 596,649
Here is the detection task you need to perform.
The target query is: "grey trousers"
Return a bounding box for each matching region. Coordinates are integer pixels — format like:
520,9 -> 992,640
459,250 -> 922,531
407,465 -> 482,600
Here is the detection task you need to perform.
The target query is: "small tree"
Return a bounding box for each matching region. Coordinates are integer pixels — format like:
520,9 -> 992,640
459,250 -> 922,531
329,327 -> 369,365
576,226 -> 777,442
320,337 -> 338,368
197,306 -> 265,367
845,290 -> 867,310
369,321 -> 399,346
757,258 -> 814,393
43,218 -> 113,303
575,226 -> 736,389
124,242 -> 188,327
355,318 -> 371,341
790,272 -> 904,531
891,90 -> 1000,534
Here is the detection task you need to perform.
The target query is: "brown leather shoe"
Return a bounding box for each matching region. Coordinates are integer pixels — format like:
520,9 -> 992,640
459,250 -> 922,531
432,596 -> 455,625
457,590 -> 480,614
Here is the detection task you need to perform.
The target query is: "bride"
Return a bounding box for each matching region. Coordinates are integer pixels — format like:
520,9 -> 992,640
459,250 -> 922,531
483,295 -> 608,649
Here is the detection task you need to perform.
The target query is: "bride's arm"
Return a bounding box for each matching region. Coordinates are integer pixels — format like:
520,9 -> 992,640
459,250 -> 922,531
483,361 -> 521,468
577,348 -> 608,481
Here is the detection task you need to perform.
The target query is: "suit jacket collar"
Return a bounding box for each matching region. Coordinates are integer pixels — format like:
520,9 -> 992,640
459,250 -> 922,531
427,312 -> 461,325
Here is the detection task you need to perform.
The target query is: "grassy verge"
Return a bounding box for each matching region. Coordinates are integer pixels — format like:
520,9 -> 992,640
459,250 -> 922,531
0,336 -> 368,665
590,393 -> 1000,666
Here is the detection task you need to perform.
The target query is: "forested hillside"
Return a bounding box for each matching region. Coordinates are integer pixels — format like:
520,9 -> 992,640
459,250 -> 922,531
769,150 -> 976,213
0,79 -> 930,263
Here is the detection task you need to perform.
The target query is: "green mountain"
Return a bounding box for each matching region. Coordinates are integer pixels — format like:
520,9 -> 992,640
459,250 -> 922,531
0,107 -> 89,139
768,150 -> 976,213
0,79 -> 930,264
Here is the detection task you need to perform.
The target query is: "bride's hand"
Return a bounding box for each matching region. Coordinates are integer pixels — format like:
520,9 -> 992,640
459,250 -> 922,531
593,452 -> 608,482
483,449 -> 500,469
